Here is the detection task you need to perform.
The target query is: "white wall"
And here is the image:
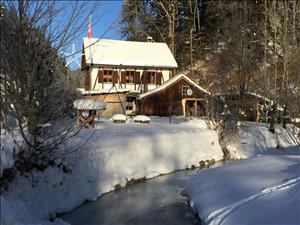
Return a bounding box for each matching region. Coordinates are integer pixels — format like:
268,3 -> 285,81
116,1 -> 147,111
89,67 -> 172,92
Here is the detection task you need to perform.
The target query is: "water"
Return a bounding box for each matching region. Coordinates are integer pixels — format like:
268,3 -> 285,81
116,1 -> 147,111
60,167 -> 219,225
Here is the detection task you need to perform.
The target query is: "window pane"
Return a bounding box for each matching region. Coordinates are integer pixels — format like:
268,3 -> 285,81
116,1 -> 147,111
126,71 -> 134,83
182,86 -> 189,95
103,70 -> 113,82
147,72 -> 155,84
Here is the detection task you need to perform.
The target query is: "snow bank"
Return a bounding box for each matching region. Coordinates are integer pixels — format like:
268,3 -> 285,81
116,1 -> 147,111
223,122 -> 299,159
0,196 -> 69,225
1,117 -> 223,224
186,153 -> 300,225
0,129 -> 25,176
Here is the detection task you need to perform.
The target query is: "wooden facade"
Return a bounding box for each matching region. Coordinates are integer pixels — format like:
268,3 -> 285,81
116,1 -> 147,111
138,76 -> 210,117
82,92 -> 127,118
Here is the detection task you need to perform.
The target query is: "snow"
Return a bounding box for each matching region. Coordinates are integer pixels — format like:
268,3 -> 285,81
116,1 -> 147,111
0,129 -> 25,176
186,121 -> 300,225
77,88 -> 131,95
224,121 -> 298,159
0,196 -> 69,225
139,73 -> 210,99
112,113 -> 127,122
186,153 -> 300,225
133,115 -> 151,123
37,123 -> 51,128
292,118 -> 300,123
1,117 -> 223,225
82,38 -> 178,68
73,99 -> 106,110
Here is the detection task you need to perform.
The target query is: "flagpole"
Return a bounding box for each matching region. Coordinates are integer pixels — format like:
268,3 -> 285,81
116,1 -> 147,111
88,14 -> 93,66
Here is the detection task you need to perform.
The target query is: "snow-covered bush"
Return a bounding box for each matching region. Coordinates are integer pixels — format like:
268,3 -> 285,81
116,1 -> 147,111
133,115 -> 151,123
112,114 -> 127,123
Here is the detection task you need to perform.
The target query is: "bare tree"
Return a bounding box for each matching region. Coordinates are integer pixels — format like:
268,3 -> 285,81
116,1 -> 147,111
0,0 -> 102,172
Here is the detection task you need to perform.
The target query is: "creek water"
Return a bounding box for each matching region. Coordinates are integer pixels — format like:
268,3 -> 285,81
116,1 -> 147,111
61,164 -> 222,225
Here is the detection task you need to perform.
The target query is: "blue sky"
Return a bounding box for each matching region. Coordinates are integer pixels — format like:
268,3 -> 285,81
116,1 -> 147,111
65,1 -> 123,70
88,1 -> 123,40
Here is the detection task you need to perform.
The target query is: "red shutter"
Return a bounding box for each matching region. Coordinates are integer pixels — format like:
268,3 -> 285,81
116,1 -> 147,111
113,70 -> 118,85
143,71 -> 147,84
142,71 -> 148,92
121,71 -> 126,84
156,72 -> 162,85
97,69 -> 103,83
85,71 -> 91,90
135,72 -> 140,84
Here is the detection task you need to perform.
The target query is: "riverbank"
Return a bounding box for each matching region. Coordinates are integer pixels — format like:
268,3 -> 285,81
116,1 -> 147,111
186,122 -> 300,225
1,117 -> 223,225
186,150 -> 300,225
60,168 -> 212,225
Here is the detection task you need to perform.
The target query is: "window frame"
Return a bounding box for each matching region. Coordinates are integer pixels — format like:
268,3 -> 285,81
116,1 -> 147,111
103,70 -> 113,83
182,85 -> 189,96
125,71 -> 135,84
147,71 -> 156,84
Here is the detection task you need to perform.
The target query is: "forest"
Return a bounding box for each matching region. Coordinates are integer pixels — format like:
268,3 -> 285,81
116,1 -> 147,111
120,0 -> 300,117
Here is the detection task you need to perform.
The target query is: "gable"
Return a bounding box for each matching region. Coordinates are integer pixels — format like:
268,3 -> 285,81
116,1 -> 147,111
139,74 -> 210,100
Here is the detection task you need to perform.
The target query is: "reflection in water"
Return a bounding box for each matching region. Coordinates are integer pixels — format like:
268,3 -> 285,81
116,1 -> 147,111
61,167 -> 220,225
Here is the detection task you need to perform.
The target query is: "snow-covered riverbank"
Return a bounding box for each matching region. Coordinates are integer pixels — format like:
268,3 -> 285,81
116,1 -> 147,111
223,121 -> 299,159
186,151 -> 300,225
186,122 -> 300,225
1,117 -> 223,225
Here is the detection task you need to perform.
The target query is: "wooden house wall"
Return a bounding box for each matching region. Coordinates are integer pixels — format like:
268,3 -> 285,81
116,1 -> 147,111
83,93 -> 127,118
139,79 -> 208,116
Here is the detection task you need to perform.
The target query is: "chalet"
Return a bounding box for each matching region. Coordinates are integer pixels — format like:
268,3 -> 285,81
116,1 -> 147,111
138,74 -> 211,117
81,38 -> 178,117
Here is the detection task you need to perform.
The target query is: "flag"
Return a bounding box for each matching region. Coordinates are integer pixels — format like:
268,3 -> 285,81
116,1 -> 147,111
88,15 -> 92,39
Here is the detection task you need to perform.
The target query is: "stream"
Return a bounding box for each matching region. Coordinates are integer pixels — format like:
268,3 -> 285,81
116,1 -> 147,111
61,164 -> 222,225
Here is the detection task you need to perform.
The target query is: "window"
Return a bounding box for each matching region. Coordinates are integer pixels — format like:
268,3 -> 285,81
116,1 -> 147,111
126,71 -> 135,83
103,70 -> 113,83
126,96 -> 135,110
182,86 -> 189,95
147,72 -> 156,84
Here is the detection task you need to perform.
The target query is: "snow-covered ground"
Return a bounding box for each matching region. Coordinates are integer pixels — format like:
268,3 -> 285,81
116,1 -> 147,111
1,117 -> 223,225
186,122 -> 300,225
186,153 -> 300,225
223,121 -> 299,159
0,129 -> 25,176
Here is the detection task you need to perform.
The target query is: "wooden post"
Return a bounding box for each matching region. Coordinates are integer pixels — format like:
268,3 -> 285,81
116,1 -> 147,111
194,100 -> 197,117
256,103 -> 260,122
168,105 -> 172,124
182,99 -> 186,117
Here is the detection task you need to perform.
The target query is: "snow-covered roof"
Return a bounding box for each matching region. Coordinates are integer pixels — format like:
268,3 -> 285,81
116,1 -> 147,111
246,92 -> 283,111
139,73 -> 210,99
82,38 -> 178,68
73,99 -> 106,110
77,88 -> 130,95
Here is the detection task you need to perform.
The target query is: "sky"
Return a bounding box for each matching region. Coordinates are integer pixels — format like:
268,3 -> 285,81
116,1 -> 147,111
63,1 -> 123,70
